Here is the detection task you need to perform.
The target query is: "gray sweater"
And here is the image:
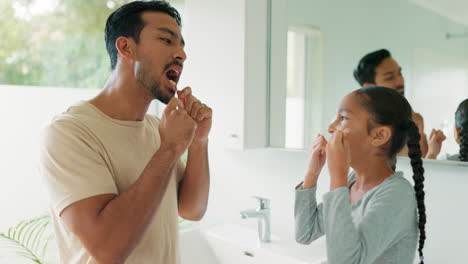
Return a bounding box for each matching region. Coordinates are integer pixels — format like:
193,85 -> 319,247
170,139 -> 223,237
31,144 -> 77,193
295,172 -> 418,264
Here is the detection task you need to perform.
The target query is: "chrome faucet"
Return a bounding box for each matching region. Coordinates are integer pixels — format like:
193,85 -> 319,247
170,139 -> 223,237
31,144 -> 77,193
240,196 -> 271,243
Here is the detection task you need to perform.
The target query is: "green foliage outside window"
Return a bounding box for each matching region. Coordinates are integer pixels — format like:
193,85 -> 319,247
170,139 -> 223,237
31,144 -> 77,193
0,0 -> 134,88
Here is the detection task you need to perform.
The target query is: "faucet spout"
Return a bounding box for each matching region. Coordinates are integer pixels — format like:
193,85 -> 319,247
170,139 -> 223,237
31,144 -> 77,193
240,197 -> 271,243
240,209 -> 263,219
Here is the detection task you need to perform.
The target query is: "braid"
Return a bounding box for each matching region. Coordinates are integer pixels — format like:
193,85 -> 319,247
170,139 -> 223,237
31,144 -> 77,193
357,86 -> 428,262
459,123 -> 468,162
407,121 -> 426,264
455,99 -> 468,161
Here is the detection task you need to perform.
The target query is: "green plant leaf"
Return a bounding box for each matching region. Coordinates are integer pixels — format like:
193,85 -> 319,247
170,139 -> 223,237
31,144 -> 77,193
0,214 -> 54,264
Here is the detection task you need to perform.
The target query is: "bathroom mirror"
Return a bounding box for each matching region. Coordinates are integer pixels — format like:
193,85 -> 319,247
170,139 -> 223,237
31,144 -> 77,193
268,0 -> 468,165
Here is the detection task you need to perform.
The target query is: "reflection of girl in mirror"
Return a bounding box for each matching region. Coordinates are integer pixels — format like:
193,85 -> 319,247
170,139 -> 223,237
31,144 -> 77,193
295,86 -> 426,264
444,98 -> 468,161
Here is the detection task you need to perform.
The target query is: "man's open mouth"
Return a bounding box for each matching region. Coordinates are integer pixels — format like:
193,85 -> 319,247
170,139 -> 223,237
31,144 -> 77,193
165,68 -> 181,92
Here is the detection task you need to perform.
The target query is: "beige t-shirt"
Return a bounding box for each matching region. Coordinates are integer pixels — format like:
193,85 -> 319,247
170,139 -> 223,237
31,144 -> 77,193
39,101 -> 185,264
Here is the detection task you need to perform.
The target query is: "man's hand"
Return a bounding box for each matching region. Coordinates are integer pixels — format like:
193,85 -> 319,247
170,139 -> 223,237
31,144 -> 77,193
159,97 -> 197,156
177,87 -> 213,142
413,112 -> 428,157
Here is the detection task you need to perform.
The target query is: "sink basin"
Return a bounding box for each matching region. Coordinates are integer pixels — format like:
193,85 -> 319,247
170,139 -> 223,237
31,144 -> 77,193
179,224 -> 327,264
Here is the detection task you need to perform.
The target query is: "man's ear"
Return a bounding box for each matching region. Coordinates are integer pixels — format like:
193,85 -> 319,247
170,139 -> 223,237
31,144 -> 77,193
115,36 -> 137,65
371,126 -> 392,147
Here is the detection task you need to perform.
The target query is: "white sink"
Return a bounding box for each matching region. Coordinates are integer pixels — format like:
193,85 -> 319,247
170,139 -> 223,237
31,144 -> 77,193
179,224 -> 327,264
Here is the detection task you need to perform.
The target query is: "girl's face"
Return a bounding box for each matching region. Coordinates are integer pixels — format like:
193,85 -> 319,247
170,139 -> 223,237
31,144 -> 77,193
328,92 -> 382,165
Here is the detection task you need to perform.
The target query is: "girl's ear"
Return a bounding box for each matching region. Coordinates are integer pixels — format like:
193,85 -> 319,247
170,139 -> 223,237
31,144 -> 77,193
370,126 -> 392,147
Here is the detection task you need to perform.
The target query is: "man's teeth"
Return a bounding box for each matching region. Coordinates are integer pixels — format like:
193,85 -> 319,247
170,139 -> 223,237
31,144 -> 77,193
169,80 -> 177,87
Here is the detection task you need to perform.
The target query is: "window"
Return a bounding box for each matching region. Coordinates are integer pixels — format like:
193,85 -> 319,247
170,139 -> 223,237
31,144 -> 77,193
284,25 -> 322,149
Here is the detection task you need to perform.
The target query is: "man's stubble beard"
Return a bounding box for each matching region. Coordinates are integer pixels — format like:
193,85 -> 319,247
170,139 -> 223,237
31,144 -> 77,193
136,62 -> 174,105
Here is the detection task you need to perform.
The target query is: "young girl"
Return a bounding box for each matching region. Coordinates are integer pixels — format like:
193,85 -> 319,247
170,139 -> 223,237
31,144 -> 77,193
444,98 -> 468,161
295,86 -> 426,264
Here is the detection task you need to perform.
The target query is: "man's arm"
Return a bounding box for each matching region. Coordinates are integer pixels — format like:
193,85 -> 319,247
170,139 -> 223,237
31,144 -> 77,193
60,98 -> 196,264
61,147 -> 179,263
413,112 -> 428,157
178,139 -> 210,220
176,87 -> 212,221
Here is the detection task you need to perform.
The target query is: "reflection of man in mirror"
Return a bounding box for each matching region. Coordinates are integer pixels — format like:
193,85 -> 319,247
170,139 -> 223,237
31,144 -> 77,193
353,49 -> 446,158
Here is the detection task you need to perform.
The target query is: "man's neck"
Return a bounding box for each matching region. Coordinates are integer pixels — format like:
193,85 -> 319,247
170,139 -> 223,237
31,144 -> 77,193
89,70 -> 152,121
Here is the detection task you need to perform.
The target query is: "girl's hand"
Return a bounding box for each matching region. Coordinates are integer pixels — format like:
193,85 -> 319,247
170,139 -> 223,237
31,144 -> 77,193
303,134 -> 328,189
326,129 -> 350,190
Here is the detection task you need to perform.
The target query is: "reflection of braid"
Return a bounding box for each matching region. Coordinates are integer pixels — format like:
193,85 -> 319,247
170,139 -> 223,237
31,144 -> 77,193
460,123 -> 468,162
407,121 -> 426,264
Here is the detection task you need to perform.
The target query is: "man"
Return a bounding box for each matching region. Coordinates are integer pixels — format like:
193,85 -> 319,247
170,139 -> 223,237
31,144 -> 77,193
39,1 -> 211,263
353,49 -> 446,158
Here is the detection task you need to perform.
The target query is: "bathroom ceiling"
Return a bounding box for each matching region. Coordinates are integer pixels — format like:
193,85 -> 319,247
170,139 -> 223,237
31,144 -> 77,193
409,0 -> 468,27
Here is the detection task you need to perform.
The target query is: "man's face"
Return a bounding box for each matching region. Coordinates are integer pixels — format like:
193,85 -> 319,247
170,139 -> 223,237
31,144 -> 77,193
370,57 -> 405,95
134,11 -> 186,104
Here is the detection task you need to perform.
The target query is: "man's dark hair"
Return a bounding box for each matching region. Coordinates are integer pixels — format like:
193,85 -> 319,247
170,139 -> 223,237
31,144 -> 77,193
353,49 -> 392,86
105,1 -> 182,70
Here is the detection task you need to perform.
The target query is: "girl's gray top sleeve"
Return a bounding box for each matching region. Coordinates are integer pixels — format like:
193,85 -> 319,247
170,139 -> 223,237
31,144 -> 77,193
294,183 -> 325,244
294,174 -> 417,264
